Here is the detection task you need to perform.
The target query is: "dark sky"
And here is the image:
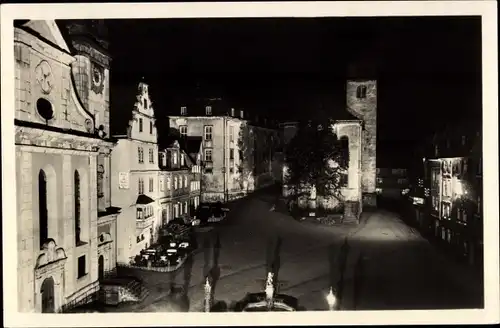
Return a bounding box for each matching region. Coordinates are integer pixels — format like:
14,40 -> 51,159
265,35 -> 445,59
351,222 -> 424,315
105,16 -> 482,161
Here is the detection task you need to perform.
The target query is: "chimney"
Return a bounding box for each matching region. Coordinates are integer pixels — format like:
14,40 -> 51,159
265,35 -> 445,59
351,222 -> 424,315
181,106 -> 187,116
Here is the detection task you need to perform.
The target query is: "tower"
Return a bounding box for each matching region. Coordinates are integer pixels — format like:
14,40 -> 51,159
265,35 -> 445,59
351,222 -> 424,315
346,79 -> 377,207
64,20 -> 111,137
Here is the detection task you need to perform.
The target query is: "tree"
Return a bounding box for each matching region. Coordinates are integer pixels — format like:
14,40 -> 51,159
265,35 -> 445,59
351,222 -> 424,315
283,118 -> 349,208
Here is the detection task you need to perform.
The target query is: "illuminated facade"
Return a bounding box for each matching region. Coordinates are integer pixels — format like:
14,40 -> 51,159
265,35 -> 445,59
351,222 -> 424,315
412,123 -> 482,266
110,81 -> 163,264
168,98 -> 281,202
14,20 -> 119,313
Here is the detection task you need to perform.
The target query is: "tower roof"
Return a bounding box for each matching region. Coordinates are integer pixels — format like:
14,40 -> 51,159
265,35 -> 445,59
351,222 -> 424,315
346,62 -> 378,80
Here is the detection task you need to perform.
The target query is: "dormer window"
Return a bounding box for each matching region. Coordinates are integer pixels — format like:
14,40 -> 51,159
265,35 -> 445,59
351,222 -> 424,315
356,85 -> 367,99
206,106 -> 212,116
240,110 -> 244,119
181,153 -> 185,166
173,151 -> 178,165
181,106 -> 187,115
231,108 -> 235,116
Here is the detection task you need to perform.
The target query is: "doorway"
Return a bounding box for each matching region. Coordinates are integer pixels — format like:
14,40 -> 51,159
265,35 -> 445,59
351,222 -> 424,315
41,277 -> 55,313
98,255 -> 104,281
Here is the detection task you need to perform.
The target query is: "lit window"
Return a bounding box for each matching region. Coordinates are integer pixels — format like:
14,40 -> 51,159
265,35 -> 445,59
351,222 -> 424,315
204,126 -> 213,140
138,147 -> 144,163
173,152 -> 178,165
138,177 -> 144,194
149,149 -> 154,163
229,126 -> 234,142
179,125 -> 187,136
205,149 -> 212,162
181,153 -> 185,166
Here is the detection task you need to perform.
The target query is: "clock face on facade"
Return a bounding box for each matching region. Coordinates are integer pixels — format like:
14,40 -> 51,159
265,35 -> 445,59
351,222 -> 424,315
91,63 -> 104,94
35,60 -> 54,94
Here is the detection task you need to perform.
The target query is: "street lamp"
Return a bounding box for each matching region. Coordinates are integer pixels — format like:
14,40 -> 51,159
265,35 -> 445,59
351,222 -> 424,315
326,287 -> 337,311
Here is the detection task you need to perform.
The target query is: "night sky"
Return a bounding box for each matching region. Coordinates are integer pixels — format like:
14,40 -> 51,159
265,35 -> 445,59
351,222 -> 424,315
105,16 -> 482,167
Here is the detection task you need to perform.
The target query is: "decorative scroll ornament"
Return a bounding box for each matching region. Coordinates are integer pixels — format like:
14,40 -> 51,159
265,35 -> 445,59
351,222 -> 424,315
85,119 -> 94,133
91,62 -> 105,95
35,60 -> 54,94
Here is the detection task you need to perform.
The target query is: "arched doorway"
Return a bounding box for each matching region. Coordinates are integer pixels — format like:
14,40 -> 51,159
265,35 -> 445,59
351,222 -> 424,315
40,277 -> 55,313
98,255 -> 104,281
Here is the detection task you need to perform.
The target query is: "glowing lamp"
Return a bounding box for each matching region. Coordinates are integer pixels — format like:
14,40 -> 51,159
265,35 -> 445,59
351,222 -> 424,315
326,287 -> 337,310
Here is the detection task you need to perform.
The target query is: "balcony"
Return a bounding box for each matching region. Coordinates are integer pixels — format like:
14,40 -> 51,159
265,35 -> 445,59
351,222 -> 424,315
136,216 -> 154,230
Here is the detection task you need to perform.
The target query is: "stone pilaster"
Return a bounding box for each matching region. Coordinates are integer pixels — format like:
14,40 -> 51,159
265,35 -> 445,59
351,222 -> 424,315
18,150 -> 35,312
89,154 -> 99,282
104,154 -> 111,208
61,154 -> 74,299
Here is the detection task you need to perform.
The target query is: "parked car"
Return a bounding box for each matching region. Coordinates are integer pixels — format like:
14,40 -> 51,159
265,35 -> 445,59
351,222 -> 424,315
193,202 -> 230,226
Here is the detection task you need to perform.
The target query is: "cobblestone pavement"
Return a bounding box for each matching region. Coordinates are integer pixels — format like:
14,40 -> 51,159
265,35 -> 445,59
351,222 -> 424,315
107,187 -> 484,312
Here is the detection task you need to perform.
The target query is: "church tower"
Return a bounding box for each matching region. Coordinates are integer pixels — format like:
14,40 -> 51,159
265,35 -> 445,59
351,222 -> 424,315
346,74 -> 378,207
63,20 -> 111,137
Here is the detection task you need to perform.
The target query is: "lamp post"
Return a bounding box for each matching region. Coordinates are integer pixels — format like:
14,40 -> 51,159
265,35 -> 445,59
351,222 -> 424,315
326,287 -> 337,311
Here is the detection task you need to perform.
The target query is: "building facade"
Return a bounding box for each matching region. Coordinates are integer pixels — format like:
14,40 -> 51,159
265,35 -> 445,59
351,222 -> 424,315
14,20 -> 119,313
168,98 -> 280,203
110,81 -> 163,264
158,140 -> 194,224
408,122 -> 483,267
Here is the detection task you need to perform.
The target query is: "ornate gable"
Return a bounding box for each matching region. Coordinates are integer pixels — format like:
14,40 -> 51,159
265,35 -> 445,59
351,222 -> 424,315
23,20 -> 70,52
134,82 -> 155,119
14,21 -> 96,137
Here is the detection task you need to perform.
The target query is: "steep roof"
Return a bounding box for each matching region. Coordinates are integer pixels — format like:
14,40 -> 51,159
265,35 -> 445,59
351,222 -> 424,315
183,136 -> 202,162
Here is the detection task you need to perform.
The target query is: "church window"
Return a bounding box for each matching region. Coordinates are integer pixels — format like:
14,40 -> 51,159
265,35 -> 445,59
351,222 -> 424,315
74,170 -> 81,244
38,170 -> 49,249
356,85 -> 367,99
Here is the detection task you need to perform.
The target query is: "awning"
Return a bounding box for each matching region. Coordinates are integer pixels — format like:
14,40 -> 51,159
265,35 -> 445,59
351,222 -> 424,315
135,194 -> 155,205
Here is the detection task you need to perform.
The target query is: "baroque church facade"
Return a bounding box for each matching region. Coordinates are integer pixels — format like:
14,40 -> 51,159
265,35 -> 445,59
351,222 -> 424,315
14,20 -> 119,313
